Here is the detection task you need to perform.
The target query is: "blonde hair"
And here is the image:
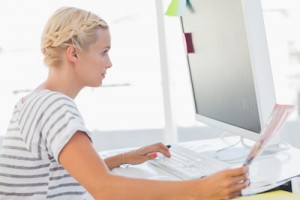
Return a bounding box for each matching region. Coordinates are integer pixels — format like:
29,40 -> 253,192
41,7 -> 108,67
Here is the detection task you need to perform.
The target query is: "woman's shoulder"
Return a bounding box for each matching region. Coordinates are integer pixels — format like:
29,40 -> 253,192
19,89 -> 76,112
27,89 -> 73,103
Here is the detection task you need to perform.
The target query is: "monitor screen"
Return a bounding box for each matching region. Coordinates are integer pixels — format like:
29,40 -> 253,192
181,0 -> 276,141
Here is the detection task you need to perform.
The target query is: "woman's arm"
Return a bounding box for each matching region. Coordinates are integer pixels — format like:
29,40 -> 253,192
59,131 -> 249,200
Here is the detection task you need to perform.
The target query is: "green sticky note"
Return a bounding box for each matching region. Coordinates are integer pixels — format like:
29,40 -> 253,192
165,0 -> 184,16
165,0 -> 195,16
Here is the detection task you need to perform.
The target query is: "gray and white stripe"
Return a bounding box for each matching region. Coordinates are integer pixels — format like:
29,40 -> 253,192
0,90 -> 91,199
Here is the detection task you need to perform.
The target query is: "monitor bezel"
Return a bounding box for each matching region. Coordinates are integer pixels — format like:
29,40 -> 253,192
181,0 -> 276,141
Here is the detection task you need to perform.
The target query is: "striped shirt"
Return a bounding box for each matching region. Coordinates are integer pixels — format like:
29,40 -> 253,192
0,90 -> 92,199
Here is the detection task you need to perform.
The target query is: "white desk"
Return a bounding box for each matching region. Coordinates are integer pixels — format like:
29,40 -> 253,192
100,136 -> 300,194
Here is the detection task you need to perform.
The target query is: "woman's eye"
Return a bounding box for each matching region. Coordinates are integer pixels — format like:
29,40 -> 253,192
102,50 -> 109,55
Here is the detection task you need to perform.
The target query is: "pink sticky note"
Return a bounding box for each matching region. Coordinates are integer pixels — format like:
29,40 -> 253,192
184,32 -> 195,53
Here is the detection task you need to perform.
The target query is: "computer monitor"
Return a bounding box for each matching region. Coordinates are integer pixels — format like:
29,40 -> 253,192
181,0 -> 276,142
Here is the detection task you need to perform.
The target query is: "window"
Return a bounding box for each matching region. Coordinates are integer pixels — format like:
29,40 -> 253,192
0,0 -> 165,141
1,0 -> 299,148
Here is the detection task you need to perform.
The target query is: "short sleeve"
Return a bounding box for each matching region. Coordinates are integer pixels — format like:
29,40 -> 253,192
40,92 -> 92,162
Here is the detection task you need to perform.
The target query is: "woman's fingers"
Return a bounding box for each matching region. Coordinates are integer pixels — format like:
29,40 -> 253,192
139,143 -> 171,157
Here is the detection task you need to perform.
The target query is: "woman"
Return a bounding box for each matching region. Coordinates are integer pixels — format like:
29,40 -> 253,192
0,6 -> 249,200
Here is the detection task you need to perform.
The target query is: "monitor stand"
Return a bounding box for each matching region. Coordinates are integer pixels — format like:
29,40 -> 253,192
208,134 -> 289,164
215,146 -> 250,163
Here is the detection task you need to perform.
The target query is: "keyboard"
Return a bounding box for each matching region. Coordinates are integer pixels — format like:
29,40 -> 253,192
150,145 -> 230,180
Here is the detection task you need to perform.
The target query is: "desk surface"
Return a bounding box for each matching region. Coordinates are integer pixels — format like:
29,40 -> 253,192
100,137 -> 300,194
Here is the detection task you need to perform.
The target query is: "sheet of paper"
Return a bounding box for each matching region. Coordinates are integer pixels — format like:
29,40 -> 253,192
243,104 -> 295,166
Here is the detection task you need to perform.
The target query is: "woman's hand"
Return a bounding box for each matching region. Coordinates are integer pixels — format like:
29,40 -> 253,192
124,142 -> 171,165
195,166 -> 249,200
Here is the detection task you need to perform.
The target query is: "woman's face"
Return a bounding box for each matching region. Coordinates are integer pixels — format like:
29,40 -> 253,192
75,28 -> 112,87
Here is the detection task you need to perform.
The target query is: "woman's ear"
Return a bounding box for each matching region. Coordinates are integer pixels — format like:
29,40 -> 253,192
66,45 -> 78,63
